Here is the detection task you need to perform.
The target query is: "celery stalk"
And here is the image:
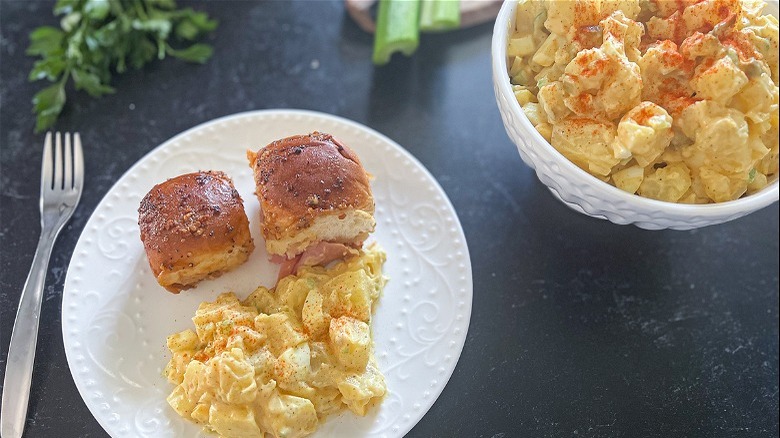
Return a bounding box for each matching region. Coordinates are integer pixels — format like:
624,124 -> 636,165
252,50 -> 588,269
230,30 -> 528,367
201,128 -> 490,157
420,0 -> 460,32
372,0 -> 421,65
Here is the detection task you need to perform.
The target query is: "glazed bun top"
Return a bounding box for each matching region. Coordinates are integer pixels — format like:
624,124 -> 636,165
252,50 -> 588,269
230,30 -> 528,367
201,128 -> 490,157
138,170 -> 251,275
247,132 -> 375,246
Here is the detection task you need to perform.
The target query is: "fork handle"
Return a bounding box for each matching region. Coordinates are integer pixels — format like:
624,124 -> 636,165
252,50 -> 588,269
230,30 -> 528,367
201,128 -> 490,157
1,228 -> 58,438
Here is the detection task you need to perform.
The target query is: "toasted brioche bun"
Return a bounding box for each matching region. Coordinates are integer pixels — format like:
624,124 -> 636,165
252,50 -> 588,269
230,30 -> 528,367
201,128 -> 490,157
247,132 -> 375,258
138,171 -> 254,293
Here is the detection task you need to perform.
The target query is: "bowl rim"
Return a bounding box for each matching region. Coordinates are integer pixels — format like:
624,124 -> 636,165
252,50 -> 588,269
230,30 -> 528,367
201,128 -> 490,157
491,0 -> 780,215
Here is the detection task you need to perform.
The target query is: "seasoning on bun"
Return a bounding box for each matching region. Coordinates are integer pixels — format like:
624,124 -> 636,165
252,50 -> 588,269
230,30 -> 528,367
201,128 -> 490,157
138,171 -> 254,293
247,132 -> 375,277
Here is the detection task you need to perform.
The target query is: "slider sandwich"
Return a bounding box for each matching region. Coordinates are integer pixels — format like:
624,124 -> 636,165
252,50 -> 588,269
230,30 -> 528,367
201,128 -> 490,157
247,132 -> 375,278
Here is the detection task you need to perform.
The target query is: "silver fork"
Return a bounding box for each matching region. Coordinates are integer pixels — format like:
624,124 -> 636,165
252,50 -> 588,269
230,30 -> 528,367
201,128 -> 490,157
1,132 -> 83,438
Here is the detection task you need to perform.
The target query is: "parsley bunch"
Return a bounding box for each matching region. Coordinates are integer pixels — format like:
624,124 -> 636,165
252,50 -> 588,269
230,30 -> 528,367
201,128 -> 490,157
27,0 -> 218,132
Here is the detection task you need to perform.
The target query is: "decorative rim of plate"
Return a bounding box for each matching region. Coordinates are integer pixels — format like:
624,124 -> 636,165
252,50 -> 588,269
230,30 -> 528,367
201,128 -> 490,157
62,109 -> 474,437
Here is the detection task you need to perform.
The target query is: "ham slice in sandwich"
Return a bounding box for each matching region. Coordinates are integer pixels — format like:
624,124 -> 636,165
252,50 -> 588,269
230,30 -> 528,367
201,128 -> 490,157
247,132 -> 375,280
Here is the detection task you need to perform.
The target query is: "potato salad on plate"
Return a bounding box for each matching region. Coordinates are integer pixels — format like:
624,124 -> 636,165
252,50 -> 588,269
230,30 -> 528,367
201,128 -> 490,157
165,245 -> 388,438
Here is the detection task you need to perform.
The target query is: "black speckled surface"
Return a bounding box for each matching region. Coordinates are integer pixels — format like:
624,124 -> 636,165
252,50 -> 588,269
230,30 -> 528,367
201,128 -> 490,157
1,1 -> 778,437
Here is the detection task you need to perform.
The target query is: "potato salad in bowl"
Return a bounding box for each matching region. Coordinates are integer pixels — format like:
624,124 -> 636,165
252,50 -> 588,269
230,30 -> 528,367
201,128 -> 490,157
507,0 -> 779,204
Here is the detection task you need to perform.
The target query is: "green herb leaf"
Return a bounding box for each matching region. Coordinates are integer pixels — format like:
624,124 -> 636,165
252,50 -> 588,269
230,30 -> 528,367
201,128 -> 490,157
60,12 -> 82,32
28,56 -> 67,81
33,82 -> 67,132
27,0 -> 217,132
168,43 -> 213,63
128,36 -> 157,68
33,82 -> 65,113
174,10 -> 217,40
91,20 -> 120,47
54,0 -> 80,15
27,26 -> 64,56
72,69 -> 115,97
132,18 -> 172,40
175,20 -> 199,40
152,0 -> 177,10
183,10 -> 218,32
84,0 -> 111,21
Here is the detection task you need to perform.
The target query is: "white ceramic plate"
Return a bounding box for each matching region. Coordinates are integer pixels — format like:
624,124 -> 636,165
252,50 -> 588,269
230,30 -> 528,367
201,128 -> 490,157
62,110 -> 473,438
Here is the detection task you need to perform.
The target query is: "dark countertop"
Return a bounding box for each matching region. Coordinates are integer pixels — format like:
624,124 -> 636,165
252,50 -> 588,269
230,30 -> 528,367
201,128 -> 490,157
1,1 -> 778,437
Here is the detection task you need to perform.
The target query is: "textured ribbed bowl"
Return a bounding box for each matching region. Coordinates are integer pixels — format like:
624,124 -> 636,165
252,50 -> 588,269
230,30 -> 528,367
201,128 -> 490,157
492,0 -> 780,230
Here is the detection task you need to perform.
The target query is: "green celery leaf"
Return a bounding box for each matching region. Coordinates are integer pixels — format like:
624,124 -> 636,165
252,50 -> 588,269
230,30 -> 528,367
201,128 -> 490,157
168,43 -> 213,63
27,26 -> 64,56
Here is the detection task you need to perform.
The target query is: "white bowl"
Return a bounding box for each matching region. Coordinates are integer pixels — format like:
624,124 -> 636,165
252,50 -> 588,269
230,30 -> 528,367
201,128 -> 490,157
491,0 -> 780,230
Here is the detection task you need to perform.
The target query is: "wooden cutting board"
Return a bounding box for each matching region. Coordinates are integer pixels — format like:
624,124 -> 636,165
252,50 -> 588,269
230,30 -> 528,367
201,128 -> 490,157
345,0 -> 503,33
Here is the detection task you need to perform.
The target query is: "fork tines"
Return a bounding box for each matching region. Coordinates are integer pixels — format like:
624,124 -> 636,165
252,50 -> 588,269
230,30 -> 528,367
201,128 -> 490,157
42,132 -> 83,192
